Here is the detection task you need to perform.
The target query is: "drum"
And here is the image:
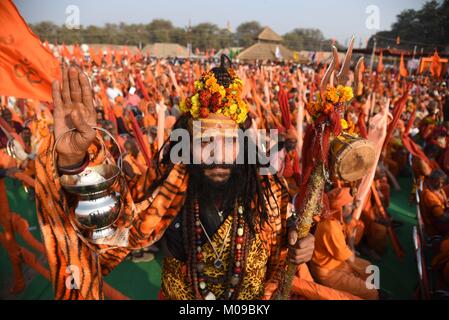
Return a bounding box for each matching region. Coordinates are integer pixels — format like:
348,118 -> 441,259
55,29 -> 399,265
331,134 -> 376,182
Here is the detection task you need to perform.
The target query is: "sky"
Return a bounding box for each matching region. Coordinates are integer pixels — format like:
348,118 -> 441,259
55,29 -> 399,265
14,0 -> 427,46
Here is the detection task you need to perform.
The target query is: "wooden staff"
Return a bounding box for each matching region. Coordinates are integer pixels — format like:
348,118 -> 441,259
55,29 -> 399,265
278,164 -> 325,299
370,182 -> 405,258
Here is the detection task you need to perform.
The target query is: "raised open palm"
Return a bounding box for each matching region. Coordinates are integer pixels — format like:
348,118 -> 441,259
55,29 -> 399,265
52,64 -> 97,167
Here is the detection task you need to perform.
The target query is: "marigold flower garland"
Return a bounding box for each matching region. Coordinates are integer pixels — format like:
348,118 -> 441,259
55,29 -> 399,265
306,85 -> 354,131
180,69 -> 248,124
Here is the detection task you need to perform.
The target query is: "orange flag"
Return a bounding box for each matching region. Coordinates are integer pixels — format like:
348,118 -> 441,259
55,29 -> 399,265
430,50 -> 442,78
96,47 -> 104,65
399,53 -> 408,77
377,50 -> 384,73
134,48 -> 143,62
105,47 -> 112,66
89,46 -> 101,66
73,43 -> 83,63
61,43 -> 71,59
114,49 -> 122,65
0,0 -> 61,102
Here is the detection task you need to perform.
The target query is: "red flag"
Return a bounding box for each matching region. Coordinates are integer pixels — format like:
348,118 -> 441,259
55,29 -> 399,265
128,112 -> 152,167
430,50 -> 442,78
383,88 -> 409,151
0,0 -> 61,101
399,53 -> 408,77
135,71 -> 150,101
377,50 -> 384,73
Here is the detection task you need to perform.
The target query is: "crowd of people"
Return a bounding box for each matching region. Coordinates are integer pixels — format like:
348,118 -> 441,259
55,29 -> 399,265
1,46 -> 449,300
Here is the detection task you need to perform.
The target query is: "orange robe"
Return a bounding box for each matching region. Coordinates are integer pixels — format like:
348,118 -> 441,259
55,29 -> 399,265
421,186 -> 449,236
361,193 -> 388,254
310,218 -> 379,300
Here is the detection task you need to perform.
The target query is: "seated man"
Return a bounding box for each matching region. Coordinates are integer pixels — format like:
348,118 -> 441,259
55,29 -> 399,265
421,169 -> 449,236
310,187 -> 379,300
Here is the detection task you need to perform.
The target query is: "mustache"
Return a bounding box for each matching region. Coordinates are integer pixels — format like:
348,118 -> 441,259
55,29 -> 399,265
199,163 -> 235,170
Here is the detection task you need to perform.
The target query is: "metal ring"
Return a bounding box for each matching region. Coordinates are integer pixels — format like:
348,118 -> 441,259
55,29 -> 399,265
52,126 -> 123,177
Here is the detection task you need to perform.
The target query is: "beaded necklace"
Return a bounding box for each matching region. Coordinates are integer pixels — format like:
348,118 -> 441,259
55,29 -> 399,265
189,197 -> 249,300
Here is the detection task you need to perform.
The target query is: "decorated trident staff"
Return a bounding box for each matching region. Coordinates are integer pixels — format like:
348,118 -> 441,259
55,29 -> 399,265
278,37 -> 375,299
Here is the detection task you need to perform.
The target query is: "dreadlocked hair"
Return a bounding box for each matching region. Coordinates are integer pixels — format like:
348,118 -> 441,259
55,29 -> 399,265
142,113 -> 289,234
141,54 -> 289,232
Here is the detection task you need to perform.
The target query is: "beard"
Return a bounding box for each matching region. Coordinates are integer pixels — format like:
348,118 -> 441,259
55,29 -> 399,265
189,163 -> 240,192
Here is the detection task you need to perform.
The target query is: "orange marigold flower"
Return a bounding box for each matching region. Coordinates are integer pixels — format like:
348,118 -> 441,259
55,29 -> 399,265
199,107 -> 209,118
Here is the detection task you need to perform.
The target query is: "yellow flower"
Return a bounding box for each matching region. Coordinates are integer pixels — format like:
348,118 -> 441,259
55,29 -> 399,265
337,85 -> 353,103
191,93 -> 200,108
236,108 -> 248,124
326,87 -> 339,104
340,118 -> 348,129
194,80 -> 204,91
210,83 -> 220,93
218,86 -> 226,98
229,103 -> 238,115
234,78 -> 244,88
179,99 -> 188,113
190,104 -> 200,118
205,75 -> 217,89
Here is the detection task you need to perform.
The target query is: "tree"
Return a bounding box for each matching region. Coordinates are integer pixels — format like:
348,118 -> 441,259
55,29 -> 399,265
190,23 -> 221,51
367,0 -> 449,52
283,28 -> 339,51
145,19 -> 175,43
235,21 -> 263,47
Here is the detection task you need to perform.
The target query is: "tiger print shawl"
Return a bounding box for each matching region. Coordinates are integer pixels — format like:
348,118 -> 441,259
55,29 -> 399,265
35,133 -> 289,300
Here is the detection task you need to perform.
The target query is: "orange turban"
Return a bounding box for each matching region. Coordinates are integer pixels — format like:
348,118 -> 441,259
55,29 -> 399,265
327,187 -> 353,211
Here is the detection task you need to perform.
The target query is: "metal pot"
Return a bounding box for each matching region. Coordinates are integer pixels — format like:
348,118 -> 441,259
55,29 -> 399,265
54,127 -> 124,241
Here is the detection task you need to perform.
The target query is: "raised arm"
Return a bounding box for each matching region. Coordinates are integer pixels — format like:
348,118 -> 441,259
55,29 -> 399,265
35,64 -> 186,299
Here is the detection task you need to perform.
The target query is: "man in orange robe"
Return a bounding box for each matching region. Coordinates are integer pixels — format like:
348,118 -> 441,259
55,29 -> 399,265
310,187 -> 379,300
421,169 -> 449,236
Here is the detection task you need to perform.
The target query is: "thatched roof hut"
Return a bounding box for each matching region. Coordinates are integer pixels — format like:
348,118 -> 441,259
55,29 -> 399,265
237,27 -> 293,61
143,43 -> 189,58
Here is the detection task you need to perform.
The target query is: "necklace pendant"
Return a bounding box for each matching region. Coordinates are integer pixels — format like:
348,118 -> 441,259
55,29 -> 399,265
204,292 -> 216,300
213,259 -> 223,269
